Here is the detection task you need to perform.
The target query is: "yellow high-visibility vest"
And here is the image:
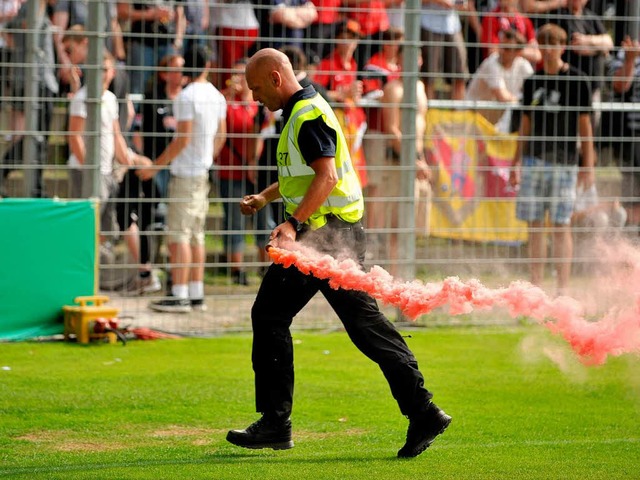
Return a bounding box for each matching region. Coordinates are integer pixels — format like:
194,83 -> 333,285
277,93 -> 364,229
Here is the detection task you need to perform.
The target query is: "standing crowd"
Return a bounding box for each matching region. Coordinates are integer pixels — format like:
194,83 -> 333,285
0,0 -> 638,298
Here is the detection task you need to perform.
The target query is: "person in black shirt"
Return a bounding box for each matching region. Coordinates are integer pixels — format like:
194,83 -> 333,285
227,47 -> 451,459
510,23 -> 595,296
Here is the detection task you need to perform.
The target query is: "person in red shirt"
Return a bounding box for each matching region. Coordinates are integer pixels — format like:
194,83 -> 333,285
481,0 -> 541,65
361,27 -> 403,95
216,60 -> 260,285
312,20 -> 368,188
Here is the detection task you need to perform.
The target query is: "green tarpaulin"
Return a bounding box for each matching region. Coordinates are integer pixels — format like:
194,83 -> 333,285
0,199 -> 97,340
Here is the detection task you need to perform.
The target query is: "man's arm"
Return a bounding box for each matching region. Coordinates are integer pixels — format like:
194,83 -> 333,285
613,37 -> 640,95
578,113 -> 595,188
68,115 -> 86,165
136,119 -> 192,180
213,118 -> 227,159
270,2 -> 317,29
240,182 -> 281,216
509,113 -> 530,187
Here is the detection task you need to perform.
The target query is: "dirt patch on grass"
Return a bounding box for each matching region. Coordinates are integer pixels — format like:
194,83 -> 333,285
16,430 -> 125,452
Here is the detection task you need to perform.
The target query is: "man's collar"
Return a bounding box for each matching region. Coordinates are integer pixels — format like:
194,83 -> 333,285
282,84 -> 317,122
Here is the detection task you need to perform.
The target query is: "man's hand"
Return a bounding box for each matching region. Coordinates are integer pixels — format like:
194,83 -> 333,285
240,194 -> 267,216
266,221 -> 297,250
136,165 -> 157,181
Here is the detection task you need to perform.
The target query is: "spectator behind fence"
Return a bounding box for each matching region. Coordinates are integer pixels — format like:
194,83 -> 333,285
216,59 -> 259,285
465,28 -> 534,133
420,0 -> 470,100
62,25 -> 134,177
52,0 -> 127,96
116,1 -> 184,96
610,35 -> 640,233
139,54 -> 187,199
312,19 -> 368,188
114,54 -> 186,296
509,23 -> 595,296
181,0 -> 209,55
0,0 -> 58,198
376,47 -> 432,270
251,0 -> 317,54
137,45 -> 227,314
305,0 -> 342,62
209,0 -> 259,89
553,0 -> 613,129
0,0 -> 23,99
480,0 -> 540,65
67,51 -> 150,245
344,0 -> 391,70
361,27 -> 403,96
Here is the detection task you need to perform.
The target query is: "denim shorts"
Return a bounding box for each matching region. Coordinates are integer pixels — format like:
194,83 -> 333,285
516,156 -> 578,225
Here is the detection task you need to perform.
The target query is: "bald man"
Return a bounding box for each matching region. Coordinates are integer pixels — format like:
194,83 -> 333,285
226,48 -> 451,458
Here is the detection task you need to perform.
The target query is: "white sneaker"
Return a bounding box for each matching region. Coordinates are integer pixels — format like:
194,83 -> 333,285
140,272 -> 162,294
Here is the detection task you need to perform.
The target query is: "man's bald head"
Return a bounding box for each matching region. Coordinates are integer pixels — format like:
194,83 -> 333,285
245,48 -> 303,112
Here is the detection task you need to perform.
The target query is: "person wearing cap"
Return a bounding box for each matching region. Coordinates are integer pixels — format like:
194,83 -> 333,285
226,47 -> 451,459
137,46 -> 228,313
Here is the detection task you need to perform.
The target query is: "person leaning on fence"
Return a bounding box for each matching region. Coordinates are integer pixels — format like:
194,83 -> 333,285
509,23 -> 595,297
226,47 -> 451,458
136,45 -> 227,314
465,28 -> 534,133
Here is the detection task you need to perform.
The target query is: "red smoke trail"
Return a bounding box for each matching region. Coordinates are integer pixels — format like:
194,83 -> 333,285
268,243 -> 640,366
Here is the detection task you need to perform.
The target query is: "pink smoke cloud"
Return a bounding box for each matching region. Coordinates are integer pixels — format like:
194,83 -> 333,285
268,242 -> 640,366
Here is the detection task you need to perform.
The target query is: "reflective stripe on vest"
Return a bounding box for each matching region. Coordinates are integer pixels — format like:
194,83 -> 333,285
277,93 -> 364,229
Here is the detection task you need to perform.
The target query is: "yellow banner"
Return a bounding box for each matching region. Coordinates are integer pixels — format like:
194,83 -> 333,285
426,109 -> 528,243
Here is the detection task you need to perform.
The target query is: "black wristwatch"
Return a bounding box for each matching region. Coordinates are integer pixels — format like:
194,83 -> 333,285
287,216 -> 304,232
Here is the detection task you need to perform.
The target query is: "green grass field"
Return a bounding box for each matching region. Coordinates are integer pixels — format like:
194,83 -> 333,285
0,327 -> 638,479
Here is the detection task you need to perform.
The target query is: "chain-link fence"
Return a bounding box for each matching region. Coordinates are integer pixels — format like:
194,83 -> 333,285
1,0 -> 639,335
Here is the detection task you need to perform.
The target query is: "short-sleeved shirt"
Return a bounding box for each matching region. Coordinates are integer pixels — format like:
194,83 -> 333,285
281,84 -> 337,164
68,87 -> 119,175
465,52 -> 533,124
520,65 -> 592,166
313,50 -> 358,92
172,81 -> 227,178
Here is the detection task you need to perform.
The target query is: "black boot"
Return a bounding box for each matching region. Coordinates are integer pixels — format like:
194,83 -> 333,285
227,416 -> 294,450
397,402 -> 451,458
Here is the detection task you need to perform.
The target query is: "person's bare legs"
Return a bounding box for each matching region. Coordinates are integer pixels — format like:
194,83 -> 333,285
169,241 -> 192,288
552,223 -> 573,295
528,220 -> 546,286
190,243 -> 205,283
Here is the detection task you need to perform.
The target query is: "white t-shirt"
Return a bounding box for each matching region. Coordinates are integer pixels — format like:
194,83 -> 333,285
465,53 -> 534,129
68,86 -> 119,175
466,53 -> 533,103
171,81 -> 227,178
